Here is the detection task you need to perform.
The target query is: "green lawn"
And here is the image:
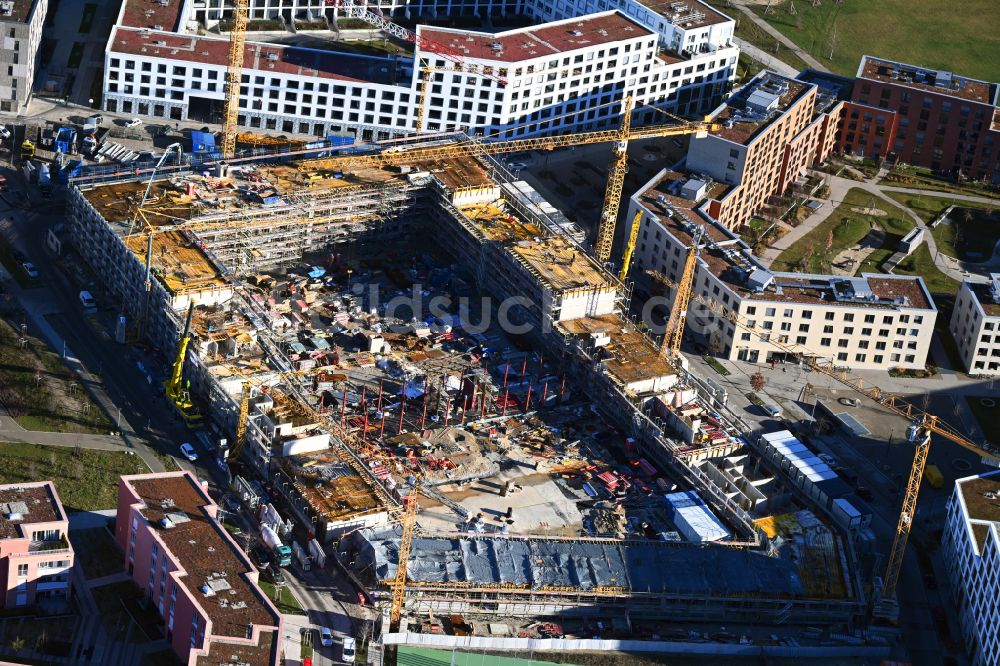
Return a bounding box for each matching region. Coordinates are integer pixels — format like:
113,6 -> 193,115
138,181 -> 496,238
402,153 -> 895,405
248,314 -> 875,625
771,188 -> 909,273
750,0 -> 1000,82
883,165 -> 1000,197
702,1 -> 811,73
259,580 -> 305,615
890,244 -> 961,295
884,192 -> 995,224
929,208 -> 1000,262
966,396 -> 1000,447
0,443 -> 148,512
68,528 -> 123,580
90,580 -> 146,643
0,316 -> 114,435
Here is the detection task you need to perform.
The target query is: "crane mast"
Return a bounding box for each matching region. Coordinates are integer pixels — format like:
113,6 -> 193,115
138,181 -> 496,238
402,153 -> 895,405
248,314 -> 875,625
594,96 -> 634,264
389,490 -> 419,631
617,210 -> 643,281
659,226 -> 702,360
222,0 -> 249,159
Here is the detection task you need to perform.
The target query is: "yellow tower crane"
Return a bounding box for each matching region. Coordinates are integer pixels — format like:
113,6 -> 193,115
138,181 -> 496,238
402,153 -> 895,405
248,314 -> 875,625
222,0 -> 249,159
389,489 -> 420,631
593,96 -> 634,265
617,210 -> 643,282
658,226 -> 703,361
648,270 -> 1000,622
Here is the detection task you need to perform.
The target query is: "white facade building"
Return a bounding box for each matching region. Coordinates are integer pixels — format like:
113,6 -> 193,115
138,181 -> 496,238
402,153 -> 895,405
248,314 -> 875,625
624,168 -> 937,371
102,0 -> 737,138
949,274 -> 1000,376
942,471 -> 1000,666
0,0 -> 48,114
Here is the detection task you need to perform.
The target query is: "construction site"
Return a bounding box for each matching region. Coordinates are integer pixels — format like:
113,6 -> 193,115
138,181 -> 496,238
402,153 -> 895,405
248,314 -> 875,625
65,123 -> 877,646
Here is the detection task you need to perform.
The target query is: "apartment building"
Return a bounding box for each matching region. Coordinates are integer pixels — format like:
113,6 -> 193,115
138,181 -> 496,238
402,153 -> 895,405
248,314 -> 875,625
949,274 -> 1000,376
847,56 -> 1000,183
115,472 -> 282,665
942,470 -> 1000,666
686,71 -> 831,230
0,482 -> 73,613
0,0 -> 48,114
626,167 -> 937,371
103,0 -> 737,138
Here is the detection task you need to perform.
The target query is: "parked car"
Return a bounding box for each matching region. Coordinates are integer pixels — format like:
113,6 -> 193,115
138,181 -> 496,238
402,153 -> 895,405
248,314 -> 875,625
319,627 -> 334,647
179,442 -> 198,461
818,453 -> 838,467
0,126 -> 10,140
765,404 -> 782,419
507,162 -> 527,171
20,262 -> 39,279
124,118 -> 143,128
342,637 -> 356,663
267,563 -> 285,585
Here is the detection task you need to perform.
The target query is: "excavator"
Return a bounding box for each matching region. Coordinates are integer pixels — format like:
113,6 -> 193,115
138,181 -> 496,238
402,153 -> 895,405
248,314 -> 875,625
164,303 -> 203,426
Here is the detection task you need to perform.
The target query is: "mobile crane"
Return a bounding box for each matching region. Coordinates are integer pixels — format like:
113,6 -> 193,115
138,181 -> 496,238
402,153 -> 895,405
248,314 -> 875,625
647,269 -> 999,622
164,302 -> 203,426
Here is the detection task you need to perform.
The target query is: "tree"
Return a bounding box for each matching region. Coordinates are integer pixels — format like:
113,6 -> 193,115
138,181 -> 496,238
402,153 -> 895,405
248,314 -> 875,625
750,372 -> 766,392
824,229 -> 834,253
9,637 -> 24,652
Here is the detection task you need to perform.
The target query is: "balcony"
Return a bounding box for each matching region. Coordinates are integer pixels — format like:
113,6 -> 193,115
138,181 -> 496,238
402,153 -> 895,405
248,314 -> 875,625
28,536 -> 71,554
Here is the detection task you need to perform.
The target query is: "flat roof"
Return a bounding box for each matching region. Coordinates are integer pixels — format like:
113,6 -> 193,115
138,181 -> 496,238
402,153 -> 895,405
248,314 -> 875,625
967,276 -> 1000,318
125,473 -> 280,647
858,56 -> 996,105
508,236 -> 612,293
558,313 -> 676,389
957,472 -> 1000,551
124,230 -> 227,295
363,530 -> 805,597
458,202 -> 544,242
639,0 -> 730,30
712,72 -> 812,145
111,28 -> 395,85
0,0 -> 39,23
419,12 -> 653,63
0,483 -> 64,539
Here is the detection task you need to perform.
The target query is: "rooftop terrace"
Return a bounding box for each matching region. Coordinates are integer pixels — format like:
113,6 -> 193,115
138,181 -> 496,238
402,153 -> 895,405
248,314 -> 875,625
125,473 -> 279,645
957,472 -> 1000,551
858,56 -> 997,106
967,275 -> 1000,318
0,483 -> 64,539
0,0 -> 39,23
640,0 -> 731,30
112,29 -> 396,85
419,12 -> 654,63
711,72 -> 812,145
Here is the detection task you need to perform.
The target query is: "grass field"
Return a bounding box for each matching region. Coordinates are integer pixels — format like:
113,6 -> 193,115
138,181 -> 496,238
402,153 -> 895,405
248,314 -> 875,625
0,443 -> 148,512
751,0 -> 1000,82
891,245 -> 961,295
259,580 -> 305,615
702,1 -> 811,73
771,188 -> 909,273
0,316 -> 113,435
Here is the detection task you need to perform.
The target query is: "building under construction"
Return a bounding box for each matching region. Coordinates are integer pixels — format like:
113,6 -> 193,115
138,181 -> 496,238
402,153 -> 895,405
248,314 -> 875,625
67,142 -> 866,631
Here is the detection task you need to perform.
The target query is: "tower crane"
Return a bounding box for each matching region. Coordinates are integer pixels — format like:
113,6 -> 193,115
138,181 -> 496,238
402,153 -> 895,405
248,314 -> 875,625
646,269 -> 1000,622
222,0 -> 250,160
658,225 -> 703,361
617,210 -> 643,282
593,96 -> 634,265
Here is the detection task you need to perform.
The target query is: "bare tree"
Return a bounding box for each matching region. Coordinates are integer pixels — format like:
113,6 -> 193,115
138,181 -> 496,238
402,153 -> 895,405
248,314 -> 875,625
787,0 -> 797,15
750,372 -> 767,392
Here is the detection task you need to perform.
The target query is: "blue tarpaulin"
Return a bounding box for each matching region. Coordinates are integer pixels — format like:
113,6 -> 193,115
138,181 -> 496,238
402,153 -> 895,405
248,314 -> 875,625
191,131 -> 216,153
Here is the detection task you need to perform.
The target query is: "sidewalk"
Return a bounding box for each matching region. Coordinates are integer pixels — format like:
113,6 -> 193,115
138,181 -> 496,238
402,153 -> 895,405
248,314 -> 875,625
729,1 -> 831,73
733,38 -> 799,77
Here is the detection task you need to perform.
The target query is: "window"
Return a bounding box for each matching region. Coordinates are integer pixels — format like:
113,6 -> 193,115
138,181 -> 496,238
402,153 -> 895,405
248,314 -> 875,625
746,306 -> 756,315
874,355 -> 884,364
864,314 -> 875,323
855,354 -> 866,363
765,308 -> 776,317
17,564 -> 27,577
796,336 -> 807,344
825,312 -> 835,321
843,313 -> 854,322
802,310 -> 812,319
820,338 -> 831,347
783,309 -> 793,318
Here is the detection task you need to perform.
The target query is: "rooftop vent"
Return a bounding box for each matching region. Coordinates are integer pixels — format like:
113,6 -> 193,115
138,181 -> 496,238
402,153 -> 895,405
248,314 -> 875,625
569,30 -> 582,36
266,53 -> 278,61
153,24 -> 163,30
159,517 -> 174,529
0,1 -> 12,16
154,40 -> 166,46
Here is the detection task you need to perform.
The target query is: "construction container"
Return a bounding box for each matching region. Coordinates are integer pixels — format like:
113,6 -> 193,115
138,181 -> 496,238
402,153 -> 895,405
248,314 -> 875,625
664,490 -> 730,543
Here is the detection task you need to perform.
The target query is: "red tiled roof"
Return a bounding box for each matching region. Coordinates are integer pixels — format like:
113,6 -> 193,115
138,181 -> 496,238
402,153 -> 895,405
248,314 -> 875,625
125,474 -> 279,648
419,13 -> 653,62
111,29 -> 388,84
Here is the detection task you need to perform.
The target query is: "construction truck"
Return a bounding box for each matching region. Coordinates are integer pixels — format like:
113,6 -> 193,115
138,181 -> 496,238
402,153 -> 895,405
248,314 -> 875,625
164,303 -> 203,426
19,140 -> 34,160
261,524 -> 292,566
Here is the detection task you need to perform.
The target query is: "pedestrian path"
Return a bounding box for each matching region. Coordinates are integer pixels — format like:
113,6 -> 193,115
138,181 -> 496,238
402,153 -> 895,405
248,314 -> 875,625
728,0 -> 830,73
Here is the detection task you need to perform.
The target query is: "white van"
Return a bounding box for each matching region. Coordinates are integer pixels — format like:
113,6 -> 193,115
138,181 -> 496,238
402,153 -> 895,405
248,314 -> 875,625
765,404 -> 782,419
341,637 -> 356,663
79,290 -> 97,313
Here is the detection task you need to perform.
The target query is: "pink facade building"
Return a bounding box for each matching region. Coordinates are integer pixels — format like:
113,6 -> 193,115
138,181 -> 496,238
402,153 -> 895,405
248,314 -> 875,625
0,482 -> 73,613
115,472 -> 282,666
